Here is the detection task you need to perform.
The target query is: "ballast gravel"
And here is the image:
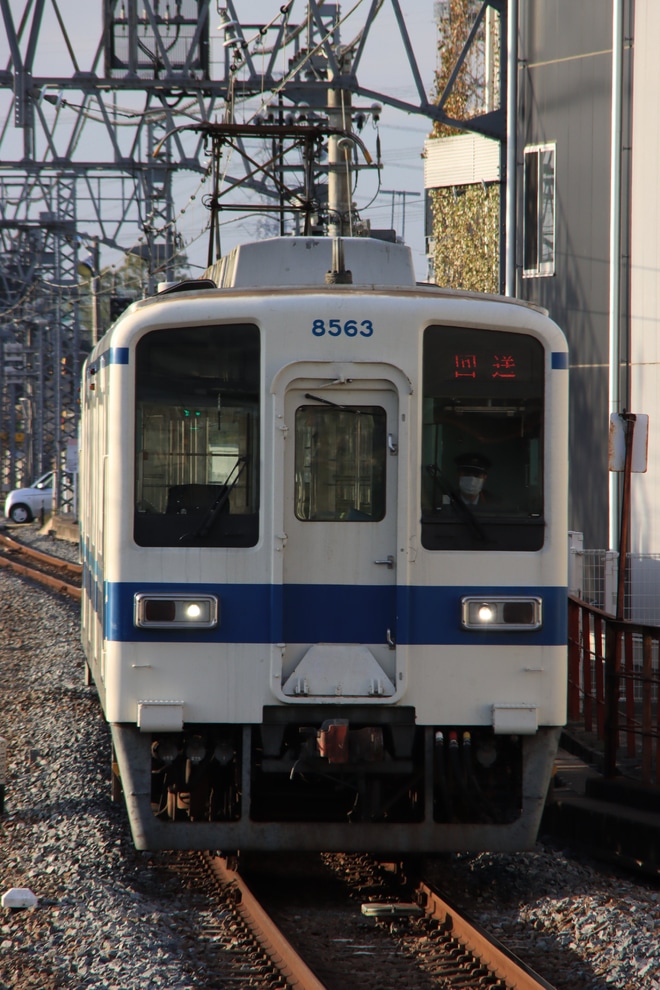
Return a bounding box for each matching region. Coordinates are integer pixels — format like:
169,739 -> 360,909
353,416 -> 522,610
1,526 -> 659,990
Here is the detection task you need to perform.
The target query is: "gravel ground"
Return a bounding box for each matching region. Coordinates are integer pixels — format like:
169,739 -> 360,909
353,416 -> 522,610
1,525 -> 659,990
428,852 -> 660,989
0,528 -> 212,990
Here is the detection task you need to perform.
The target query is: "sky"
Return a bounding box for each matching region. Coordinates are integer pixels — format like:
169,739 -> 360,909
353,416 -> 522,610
208,0 -> 441,279
0,1 -> 441,280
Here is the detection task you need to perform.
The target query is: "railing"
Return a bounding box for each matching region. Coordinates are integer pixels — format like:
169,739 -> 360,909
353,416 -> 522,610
568,596 -> 660,785
569,544 -> 660,624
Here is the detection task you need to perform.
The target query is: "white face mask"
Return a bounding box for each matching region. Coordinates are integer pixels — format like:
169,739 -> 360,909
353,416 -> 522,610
459,475 -> 484,498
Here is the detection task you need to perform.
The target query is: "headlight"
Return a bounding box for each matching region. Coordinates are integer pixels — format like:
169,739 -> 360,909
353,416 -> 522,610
460,595 -> 542,631
134,593 -> 219,629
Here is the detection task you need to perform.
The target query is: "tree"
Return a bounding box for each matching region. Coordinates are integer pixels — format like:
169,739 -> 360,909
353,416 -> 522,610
428,0 -> 500,293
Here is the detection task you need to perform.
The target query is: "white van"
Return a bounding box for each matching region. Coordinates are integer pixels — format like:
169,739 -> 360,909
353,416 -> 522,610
3,471 -> 54,523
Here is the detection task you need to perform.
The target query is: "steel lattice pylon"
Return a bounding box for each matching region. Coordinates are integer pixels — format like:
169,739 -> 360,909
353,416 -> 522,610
0,0 -> 506,507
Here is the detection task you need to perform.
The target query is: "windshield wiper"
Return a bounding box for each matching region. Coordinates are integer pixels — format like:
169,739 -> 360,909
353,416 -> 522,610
304,392 -> 366,414
304,392 -> 343,407
180,456 -> 247,542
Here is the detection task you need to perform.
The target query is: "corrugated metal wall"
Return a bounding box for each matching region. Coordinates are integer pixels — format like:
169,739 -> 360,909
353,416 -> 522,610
517,0 -> 626,550
629,1 -> 660,556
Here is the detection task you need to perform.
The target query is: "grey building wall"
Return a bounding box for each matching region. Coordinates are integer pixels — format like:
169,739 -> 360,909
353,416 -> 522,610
516,1 -> 631,549
629,1 -> 660,557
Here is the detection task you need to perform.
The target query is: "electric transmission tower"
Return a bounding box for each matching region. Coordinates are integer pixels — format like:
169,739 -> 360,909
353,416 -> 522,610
0,0 -> 507,509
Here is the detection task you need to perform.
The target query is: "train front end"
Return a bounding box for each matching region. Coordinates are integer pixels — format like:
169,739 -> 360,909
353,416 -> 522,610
79,236 -> 568,852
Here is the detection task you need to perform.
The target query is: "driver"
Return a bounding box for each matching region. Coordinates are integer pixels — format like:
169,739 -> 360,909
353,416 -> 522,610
455,453 -> 491,505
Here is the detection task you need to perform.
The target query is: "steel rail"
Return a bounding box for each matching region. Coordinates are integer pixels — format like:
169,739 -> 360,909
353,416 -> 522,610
417,879 -> 557,990
202,853 -> 327,990
0,533 -> 82,600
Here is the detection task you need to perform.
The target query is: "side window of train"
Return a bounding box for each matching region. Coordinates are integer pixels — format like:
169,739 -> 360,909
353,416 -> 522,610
294,404 -> 387,521
133,324 -> 260,548
421,325 -> 545,552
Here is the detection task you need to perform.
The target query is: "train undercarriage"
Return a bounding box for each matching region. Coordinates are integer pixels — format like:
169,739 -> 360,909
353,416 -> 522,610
110,708 -> 561,853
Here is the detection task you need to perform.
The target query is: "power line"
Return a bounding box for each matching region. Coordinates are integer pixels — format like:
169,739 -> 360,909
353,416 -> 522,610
380,188 -> 421,240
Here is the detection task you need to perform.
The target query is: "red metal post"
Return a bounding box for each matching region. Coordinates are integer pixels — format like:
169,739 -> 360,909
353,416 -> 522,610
656,653 -> 660,786
642,631 -> 653,784
567,599 -> 581,722
624,629 -> 636,759
604,624 -> 622,777
583,608 -> 593,732
594,613 -> 605,738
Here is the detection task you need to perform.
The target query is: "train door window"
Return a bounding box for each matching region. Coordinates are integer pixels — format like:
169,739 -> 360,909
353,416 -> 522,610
134,324 -> 259,547
294,405 -> 386,521
421,326 -> 545,551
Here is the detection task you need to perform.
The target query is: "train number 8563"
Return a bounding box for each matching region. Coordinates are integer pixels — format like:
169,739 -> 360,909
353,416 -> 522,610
312,318 -> 374,337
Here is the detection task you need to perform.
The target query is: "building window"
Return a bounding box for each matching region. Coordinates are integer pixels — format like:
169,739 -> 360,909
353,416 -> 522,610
523,144 -> 556,277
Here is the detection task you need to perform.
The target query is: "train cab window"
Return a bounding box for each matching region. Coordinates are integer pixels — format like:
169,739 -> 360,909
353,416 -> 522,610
134,324 -> 259,547
421,326 -> 545,551
294,405 -> 386,521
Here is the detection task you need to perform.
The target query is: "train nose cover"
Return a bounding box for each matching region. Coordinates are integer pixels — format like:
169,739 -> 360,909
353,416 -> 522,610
282,645 -> 395,698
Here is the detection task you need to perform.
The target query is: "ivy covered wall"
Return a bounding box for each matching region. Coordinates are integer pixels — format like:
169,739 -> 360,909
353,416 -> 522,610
429,0 -> 500,292
429,183 -> 499,292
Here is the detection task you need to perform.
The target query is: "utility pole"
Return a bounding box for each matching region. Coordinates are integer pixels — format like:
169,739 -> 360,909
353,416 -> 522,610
0,1 -> 508,507
77,238 -> 100,348
381,189 -> 421,241
327,54 -> 354,238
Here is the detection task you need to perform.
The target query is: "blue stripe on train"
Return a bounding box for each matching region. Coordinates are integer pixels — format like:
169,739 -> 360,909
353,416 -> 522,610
103,582 -> 567,646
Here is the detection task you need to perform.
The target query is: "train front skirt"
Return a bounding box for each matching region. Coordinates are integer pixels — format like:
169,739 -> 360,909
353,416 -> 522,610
110,716 -> 562,852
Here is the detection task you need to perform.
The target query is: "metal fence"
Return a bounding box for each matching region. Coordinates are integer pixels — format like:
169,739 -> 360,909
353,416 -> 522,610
567,596 -> 660,785
568,543 -> 618,614
569,535 -> 660,625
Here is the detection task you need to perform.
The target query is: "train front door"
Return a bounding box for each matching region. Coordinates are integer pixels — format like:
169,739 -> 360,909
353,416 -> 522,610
279,378 -> 400,700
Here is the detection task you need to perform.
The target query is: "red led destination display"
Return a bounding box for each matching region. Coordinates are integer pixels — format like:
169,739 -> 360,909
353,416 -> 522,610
453,351 -> 519,380
424,326 -> 543,392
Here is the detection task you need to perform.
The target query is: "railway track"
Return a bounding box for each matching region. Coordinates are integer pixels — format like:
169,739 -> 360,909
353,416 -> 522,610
0,532 -> 557,987
414,878 -> 557,990
1,551 -> 657,988
0,531 -> 82,600
168,851 -> 559,990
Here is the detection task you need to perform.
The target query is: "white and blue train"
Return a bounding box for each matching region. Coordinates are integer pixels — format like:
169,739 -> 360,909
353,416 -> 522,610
79,235 -> 568,853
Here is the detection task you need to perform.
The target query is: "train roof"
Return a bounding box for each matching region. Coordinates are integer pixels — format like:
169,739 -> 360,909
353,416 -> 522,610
203,235 -> 416,289
140,235 -> 553,330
